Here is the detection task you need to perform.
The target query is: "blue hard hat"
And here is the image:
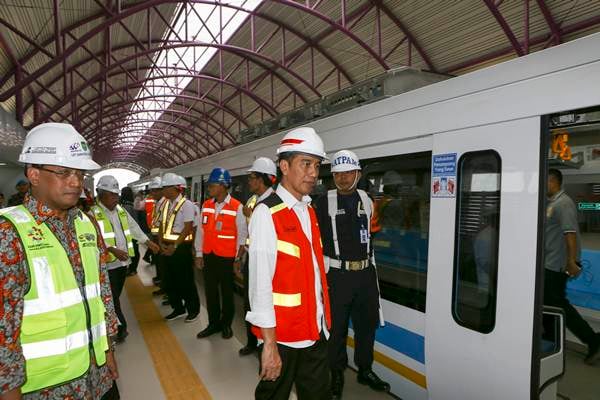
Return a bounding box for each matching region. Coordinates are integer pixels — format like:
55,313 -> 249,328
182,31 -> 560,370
207,167 -> 231,186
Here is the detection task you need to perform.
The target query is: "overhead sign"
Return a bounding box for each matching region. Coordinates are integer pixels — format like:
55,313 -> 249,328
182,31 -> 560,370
578,202 -> 600,211
432,153 -> 457,198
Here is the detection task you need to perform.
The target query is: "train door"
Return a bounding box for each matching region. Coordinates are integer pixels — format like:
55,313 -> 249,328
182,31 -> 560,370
426,117 -> 547,399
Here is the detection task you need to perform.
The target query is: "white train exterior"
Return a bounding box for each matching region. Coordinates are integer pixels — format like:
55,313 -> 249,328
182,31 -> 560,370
134,33 -> 600,400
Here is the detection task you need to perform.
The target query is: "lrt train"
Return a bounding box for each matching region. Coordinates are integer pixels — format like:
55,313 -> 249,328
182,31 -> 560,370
133,33 -> 600,400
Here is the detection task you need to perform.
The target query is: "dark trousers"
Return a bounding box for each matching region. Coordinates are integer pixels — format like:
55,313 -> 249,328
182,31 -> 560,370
203,253 -> 235,328
155,252 -> 166,289
243,257 -> 258,347
128,240 -> 140,274
165,243 -> 200,315
101,381 -> 120,400
255,335 -> 331,400
108,266 -> 128,331
327,265 -> 380,372
544,269 -> 596,346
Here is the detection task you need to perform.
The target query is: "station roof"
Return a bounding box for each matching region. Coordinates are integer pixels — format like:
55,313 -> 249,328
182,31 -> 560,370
1,0 -> 600,172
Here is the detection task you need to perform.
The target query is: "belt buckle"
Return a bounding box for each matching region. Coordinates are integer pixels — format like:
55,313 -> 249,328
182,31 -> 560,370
348,261 -> 363,271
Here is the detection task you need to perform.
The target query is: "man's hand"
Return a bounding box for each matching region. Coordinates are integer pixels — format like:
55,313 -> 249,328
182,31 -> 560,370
259,342 -> 282,381
242,205 -> 253,218
195,257 -> 204,270
233,259 -> 242,279
146,240 -> 160,254
106,349 -> 119,380
0,388 -> 22,400
161,244 -> 175,256
566,261 -> 582,278
109,247 -> 129,261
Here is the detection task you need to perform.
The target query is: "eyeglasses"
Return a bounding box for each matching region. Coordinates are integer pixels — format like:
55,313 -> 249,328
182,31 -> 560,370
35,165 -> 91,180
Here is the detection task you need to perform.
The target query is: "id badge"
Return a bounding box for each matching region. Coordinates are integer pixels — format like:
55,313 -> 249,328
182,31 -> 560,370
360,228 -> 369,244
216,221 -> 223,231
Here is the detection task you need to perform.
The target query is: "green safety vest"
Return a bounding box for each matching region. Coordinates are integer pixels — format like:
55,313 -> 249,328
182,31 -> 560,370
90,204 -> 135,262
0,205 -> 109,393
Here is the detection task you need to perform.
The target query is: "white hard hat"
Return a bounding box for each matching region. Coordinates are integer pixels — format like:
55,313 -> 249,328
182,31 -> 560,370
148,176 -> 162,189
248,157 -> 277,176
19,123 -> 100,170
162,173 -> 186,187
96,175 -> 120,194
277,127 -> 327,160
331,150 -> 361,173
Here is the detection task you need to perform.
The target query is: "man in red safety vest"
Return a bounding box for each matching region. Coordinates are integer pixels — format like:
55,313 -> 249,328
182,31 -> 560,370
195,168 -> 247,340
246,126 -> 332,400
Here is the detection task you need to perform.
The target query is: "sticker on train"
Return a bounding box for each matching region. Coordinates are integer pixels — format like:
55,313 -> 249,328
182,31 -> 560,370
432,153 -> 457,198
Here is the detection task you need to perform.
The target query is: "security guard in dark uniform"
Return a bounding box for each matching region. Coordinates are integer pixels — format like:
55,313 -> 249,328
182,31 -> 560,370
314,150 -> 389,399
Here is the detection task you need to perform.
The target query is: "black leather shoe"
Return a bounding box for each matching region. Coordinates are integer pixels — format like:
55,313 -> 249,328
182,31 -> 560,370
357,370 -> 390,392
115,329 -> 129,343
196,325 -> 221,339
222,326 -> 233,339
165,310 -> 186,321
331,369 -> 344,399
239,345 -> 257,356
585,333 -> 600,365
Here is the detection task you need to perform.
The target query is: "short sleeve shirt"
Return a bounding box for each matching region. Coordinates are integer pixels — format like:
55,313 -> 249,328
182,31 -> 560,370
168,195 -> 195,233
544,190 -> 581,272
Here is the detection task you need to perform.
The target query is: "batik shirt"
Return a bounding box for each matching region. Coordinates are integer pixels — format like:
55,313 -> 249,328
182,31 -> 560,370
0,195 -> 118,399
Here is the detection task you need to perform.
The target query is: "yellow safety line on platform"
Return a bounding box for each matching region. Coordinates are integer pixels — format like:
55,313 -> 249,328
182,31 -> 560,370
125,277 -> 212,400
347,336 -> 427,389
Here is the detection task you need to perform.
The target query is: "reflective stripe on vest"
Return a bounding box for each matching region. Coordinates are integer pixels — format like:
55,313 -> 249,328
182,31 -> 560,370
0,205 -> 109,393
161,197 -> 193,242
90,204 -> 135,261
151,199 -> 168,234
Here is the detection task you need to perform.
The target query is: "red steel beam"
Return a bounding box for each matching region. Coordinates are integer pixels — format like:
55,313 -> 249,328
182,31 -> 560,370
483,0 -> 525,56
371,0 -> 436,71
1,0 -> 376,102
444,14 -> 600,73
535,0 -> 562,44
30,41 -> 316,125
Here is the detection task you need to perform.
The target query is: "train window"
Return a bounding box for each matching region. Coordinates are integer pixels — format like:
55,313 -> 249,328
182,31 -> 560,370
363,152 -> 431,312
452,150 -> 501,333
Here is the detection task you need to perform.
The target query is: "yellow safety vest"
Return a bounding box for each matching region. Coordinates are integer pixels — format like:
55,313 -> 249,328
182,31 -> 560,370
161,197 -> 193,242
90,204 -> 135,262
0,205 -> 109,393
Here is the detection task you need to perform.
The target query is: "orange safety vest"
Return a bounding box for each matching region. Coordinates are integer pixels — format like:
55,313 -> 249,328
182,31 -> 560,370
201,196 -> 242,258
144,198 -> 155,229
251,193 -> 331,342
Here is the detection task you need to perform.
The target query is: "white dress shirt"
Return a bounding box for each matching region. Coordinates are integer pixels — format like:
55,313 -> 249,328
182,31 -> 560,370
97,202 -> 149,271
194,193 -> 248,257
246,184 -> 329,348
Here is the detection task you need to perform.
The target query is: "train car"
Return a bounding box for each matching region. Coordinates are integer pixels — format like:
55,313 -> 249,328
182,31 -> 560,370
147,33 -> 600,400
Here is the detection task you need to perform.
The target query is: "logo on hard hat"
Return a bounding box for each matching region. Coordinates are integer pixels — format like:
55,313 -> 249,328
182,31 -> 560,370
280,138 -> 304,145
332,155 -> 358,167
69,141 -> 90,157
25,146 -> 56,154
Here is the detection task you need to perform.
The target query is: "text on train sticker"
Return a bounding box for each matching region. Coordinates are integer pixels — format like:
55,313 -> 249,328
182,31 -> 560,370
432,153 -> 457,198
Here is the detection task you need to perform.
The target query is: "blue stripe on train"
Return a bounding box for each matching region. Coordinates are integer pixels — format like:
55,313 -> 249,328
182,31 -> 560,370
351,320 -> 425,364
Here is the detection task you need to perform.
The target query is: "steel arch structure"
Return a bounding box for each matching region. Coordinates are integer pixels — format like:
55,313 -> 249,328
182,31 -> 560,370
1,0 -> 599,169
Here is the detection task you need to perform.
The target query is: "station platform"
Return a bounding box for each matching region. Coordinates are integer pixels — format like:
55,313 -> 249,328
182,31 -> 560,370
114,246 -> 600,400
114,254 -> 392,400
